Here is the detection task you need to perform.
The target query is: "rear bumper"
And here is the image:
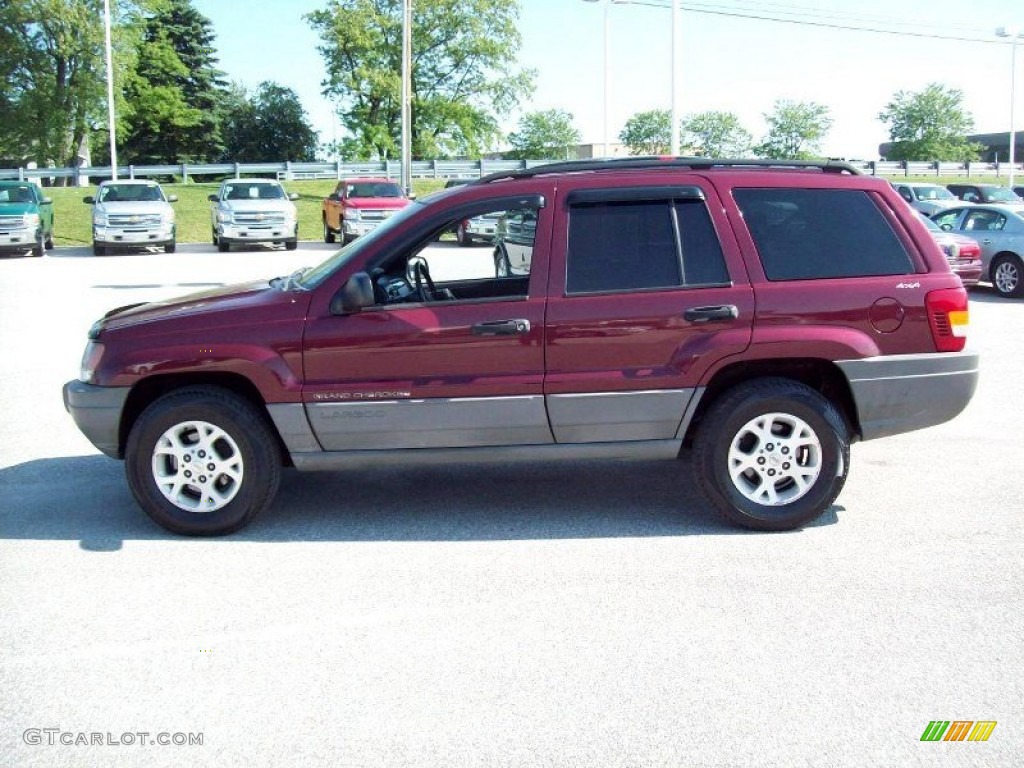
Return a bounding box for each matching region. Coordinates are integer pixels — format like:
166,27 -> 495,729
62,380 -> 131,458
836,351 -> 979,441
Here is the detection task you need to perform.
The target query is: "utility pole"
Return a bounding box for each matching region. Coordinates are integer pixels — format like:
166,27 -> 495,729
103,0 -> 118,179
401,0 -> 413,195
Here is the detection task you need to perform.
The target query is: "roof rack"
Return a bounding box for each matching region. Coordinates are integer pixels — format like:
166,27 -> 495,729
476,157 -> 862,184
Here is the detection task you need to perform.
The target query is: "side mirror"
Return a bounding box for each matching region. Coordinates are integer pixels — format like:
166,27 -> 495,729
288,192 -> 299,201
167,194 -> 178,203
941,224 -> 953,231
331,272 -> 375,314
207,194 -> 219,202
83,196 -> 95,204
40,197 -> 53,205
328,193 -> 339,201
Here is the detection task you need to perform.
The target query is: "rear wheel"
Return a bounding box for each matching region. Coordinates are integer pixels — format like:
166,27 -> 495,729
44,231 -> 54,250
456,222 -> 471,247
991,254 -> 1023,298
494,246 -> 511,277
125,387 -> 281,536
693,378 -> 849,531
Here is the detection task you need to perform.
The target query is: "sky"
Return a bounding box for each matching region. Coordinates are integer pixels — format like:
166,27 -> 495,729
191,0 -> 1024,160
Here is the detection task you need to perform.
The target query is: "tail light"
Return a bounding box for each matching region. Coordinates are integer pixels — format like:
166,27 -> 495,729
925,287 -> 969,352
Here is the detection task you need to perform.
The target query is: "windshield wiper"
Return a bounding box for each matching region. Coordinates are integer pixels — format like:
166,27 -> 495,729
271,267 -> 309,291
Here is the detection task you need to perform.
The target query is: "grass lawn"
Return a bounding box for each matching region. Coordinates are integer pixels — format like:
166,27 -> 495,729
41,173 -> 1012,247
46,178 -> 448,247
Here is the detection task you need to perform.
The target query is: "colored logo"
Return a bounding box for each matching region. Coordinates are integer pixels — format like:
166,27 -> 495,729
920,721 -> 997,742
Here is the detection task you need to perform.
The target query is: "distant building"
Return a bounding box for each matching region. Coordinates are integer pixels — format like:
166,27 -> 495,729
879,131 -> 1024,162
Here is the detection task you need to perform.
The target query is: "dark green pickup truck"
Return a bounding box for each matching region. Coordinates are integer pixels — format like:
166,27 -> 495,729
0,181 -> 55,257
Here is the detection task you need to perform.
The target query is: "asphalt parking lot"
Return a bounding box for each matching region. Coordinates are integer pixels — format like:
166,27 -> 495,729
1,243 -> 1021,767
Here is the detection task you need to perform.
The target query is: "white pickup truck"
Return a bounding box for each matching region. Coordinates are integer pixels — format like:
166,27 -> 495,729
85,180 -> 177,255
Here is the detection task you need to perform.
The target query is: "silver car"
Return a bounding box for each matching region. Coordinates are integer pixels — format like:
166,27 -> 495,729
892,182 -> 961,216
209,179 -> 299,252
85,180 -> 177,256
932,204 -> 1024,298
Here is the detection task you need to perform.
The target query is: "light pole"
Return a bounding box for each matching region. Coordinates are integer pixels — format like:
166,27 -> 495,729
670,0 -> 680,156
997,26 -> 1023,188
401,0 -> 413,194
584,0 -> 628,158
102,0 -> 117,180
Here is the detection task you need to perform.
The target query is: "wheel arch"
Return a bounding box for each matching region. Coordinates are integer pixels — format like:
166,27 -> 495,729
118,372 -> 293,466
681,358 -> 860,448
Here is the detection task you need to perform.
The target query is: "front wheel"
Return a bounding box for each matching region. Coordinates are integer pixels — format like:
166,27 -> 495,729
323,218 -> 336,243
93,243 -> 106,256
991,254 -> 1024,298
285,239 -> 298,251
692,378 -> 849,531
456,223 -> 471,247
164,241 -> 176,254
32,239 -> 44,257
125,387 -> 281,536
494,246 -> 511,277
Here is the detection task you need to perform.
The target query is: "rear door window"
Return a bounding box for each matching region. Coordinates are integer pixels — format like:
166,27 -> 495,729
733,188 -> 914,280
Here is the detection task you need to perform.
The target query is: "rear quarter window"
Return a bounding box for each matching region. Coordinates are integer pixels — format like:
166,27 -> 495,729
733,188 -> 914,280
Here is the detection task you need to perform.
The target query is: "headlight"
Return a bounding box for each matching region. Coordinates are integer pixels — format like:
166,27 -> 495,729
217,209 -> 233,223
347,209 -> 361,222
161,212 -> 175,224
25,213 -> 40,227
80,341 -> 104,383
92,212 -> 106,226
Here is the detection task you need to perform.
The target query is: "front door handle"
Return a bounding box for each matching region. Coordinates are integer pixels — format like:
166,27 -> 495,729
683,304 -> 739,323
471,319 -> 531,336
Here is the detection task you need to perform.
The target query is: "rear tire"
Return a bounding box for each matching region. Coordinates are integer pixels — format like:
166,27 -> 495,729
494,246 -> 511,277
692,378 -> 849,531
125,387 -> 281,536
44,232 -> 54,250
456,223 -> 471,247
991,254 -> 1024,298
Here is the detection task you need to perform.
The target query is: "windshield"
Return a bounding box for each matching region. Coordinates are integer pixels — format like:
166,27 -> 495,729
99,184 -> 165,202
914,185 -> 954,201
298,200 -> 426,289
0,185 -> 35,204
222,183 -> 285,201
346,182 -> 404,198
984,187 -> 1021,203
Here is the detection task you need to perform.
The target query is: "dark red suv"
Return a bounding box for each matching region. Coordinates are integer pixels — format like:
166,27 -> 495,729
64,159 -> 979,535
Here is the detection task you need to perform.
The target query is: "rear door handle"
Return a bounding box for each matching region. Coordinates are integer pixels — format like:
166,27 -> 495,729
471,319 -> 531,336
683,304 -> 739,323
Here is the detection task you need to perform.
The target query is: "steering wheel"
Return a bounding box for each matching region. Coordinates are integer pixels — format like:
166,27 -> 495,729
407,256 -> 436,301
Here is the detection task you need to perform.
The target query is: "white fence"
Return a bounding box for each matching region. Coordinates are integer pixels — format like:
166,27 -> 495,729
1,158 -> 1021,184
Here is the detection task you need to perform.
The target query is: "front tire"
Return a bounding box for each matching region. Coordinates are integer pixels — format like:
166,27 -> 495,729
456,223 -> 471,247
164,241 -> 176,254
323,218 -> 336,243
125,387 -> 281,536
991,254 -> 1024,298
494,246 -> 511,277
93,243 -> 106,256
32,239 -> 44,257
285,239 -> 298,251
693,378 -> 849,531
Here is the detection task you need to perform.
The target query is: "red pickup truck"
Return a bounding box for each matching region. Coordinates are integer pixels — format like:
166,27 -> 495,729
322,178 -> 411,244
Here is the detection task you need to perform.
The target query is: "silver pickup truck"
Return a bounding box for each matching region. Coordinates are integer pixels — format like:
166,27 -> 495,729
85,180 -> 177,255
209,178 -> 299,252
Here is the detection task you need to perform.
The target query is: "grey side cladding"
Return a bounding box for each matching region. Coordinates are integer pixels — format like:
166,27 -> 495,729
547,389 -> 695,443
836,351 -> 980,440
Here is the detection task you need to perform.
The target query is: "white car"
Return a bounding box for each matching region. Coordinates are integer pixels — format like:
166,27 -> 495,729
85,180 -> 177,256
209,179 -> 299,252
891,182 -> 962,216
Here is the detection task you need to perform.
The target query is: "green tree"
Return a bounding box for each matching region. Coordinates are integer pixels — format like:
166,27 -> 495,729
0,0 -> 113,167
754,100 -> 832,160
307,0 -> 534,160
222,81 -> 319,162
506,109 -> 580,160
682,111 -> 751,157
878,83 -> 983,162
120,0 -> 226,164
619,109 -> 670,155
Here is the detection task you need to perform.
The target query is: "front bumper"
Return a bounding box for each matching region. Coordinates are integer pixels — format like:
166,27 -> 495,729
342,220 -> 379,238
218,222 -> 296,243
62,380 -> 131,458
836,351 -> 979,441
0,226 -> 41,250
94,225 -> 174,247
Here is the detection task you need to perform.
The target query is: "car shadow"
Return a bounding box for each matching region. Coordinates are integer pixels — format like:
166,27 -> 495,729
968,284 -> 1016,304
0,455 -> 839,550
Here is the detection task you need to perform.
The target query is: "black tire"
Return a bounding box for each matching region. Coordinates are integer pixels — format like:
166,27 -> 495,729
692,378 -> 849,531
494,246 -> 511,277
456,222 -> 471,247
164,241 -> 176,254
44,231 -> 54,250
342,233 -> 354,245
217,238 -> 229,253
93,243 -> 106,256
991,253 -> 1024,298
125,387 -> 281,536
211,228 -> 218,246
32,240 -> 44,258
323,218 -> 336,244
285,239 -> 298,251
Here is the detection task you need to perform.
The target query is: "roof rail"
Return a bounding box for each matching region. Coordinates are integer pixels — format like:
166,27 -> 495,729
476,157 -> 862,184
